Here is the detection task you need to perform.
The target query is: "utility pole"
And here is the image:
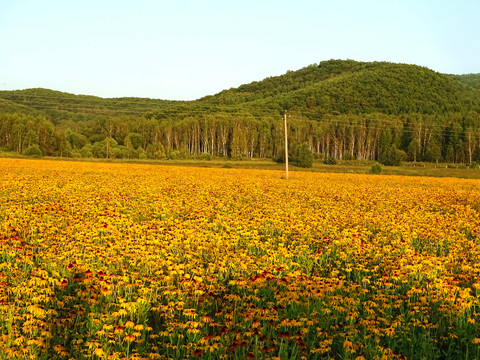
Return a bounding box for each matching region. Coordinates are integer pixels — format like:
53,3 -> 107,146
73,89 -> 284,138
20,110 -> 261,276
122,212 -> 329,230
284,110 -> 289,180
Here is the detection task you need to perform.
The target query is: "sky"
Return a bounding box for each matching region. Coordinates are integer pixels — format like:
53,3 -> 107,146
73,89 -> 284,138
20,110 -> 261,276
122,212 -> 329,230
1,0 -> 479,100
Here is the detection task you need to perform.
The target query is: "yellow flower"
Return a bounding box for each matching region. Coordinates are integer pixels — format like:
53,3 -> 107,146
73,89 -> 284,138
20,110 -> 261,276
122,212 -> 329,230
125,320 -> 135,329
343,339 -> 356,353
94,348 -> 104,357
123,334 -> 135,342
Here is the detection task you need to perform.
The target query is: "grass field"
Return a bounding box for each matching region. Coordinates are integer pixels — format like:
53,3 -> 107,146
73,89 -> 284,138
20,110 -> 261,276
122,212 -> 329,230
1,158 -> 480,359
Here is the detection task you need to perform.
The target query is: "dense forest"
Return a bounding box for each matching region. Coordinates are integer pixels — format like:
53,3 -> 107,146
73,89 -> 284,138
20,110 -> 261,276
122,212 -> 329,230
1,59 -> 480,164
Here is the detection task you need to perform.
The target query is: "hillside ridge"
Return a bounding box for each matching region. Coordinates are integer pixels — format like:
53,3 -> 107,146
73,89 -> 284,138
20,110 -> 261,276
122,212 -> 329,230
1,59 -> 480,165
1,60 -> 479,114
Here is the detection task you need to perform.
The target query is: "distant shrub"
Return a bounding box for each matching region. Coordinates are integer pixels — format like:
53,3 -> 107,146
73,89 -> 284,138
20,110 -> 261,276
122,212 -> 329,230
381,146 -> 406,166
109,147 -> 121,159
22,145 -> 42,157
168,151 -> 180,160
80,144 -> 93,158
71,151 -> 82,158
199,153 -> 212,161
294,143 -> 314,168
146,143 -> 166,159
370,163 -> 383,174
273,147 -> 287,163
323,156 -> 337,165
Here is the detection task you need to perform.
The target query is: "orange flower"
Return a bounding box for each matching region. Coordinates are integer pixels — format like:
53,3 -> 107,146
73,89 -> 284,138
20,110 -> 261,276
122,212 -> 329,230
125,321 -> 135,329
123,334 -> 135,342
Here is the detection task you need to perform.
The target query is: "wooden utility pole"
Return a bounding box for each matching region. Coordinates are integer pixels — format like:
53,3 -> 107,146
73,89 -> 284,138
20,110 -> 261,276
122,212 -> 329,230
284,110 -> 289,179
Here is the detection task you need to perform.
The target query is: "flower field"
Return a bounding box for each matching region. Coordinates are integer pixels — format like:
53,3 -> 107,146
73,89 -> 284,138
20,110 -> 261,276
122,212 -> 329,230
2,158 -> 480,360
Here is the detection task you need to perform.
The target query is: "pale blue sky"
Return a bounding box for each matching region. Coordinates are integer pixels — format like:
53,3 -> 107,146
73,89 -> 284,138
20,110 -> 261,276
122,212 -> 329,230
1,0 -> 479,100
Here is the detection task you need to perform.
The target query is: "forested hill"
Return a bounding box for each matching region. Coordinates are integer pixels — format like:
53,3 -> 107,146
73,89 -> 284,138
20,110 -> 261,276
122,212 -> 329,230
1,59 -> 480,164
0,96 -> 41,115
199,60 -> 480,115
452,73 -> 480,90
2,60 -> 480,120
0,88 -> 181,121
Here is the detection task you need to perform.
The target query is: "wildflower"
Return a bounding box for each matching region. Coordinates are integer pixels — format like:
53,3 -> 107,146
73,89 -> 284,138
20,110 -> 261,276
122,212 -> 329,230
134,324 -> 144,331
384,327 -> 395,337
94,348 -> 104,357
123,334 -> 135,342
125,320 -> 135,329
343,339 -> 356,353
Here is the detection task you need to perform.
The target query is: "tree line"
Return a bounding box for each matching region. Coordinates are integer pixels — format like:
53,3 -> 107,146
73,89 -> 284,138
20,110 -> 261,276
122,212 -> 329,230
2,110 -> 480,165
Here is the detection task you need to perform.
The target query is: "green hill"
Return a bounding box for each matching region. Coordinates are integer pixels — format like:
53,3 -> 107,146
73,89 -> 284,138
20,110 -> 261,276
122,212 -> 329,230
0,96 -> 40,115
2,60 -> 480,119
0,88 -> 181,121
1,59 -> 480,164
200,60 -> 480,116
451,73 -> 480,90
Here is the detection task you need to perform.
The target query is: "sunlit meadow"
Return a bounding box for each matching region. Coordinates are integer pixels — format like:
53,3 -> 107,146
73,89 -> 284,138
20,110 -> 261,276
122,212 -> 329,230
1,158 -> 480,359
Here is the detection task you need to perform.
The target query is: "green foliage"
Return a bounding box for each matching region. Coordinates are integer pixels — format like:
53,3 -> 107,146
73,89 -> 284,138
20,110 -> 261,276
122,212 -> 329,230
294,143 -> 313,168
274,147 -> 286,163
423,139 -> 443,163
136,147 -> 147,159
67,131 -> 88,149
146,142 -> 166,159
80,144 -> 93,158
323,156 -> 337,165
71,150 -> 82,158
124,132 -> 144,149
452,73 -> 480,90
199,153 -> 212,161
0,88 -> 177,118
201,60 -> 480,115
381,146 -> 406,166
379,129 -> 406,166
24,129 -> 39,148
22,144 -> 42,157
370,162 -> 383,174
168,150 -> 180,160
